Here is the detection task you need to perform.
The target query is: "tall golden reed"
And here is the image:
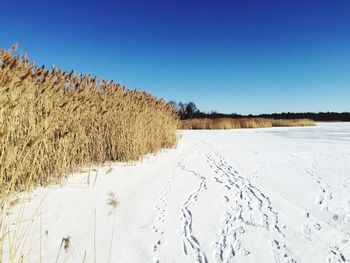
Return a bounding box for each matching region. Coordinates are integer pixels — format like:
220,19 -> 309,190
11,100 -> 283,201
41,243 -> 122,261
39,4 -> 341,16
0,45 -> 178,196
179,118 -> 315,130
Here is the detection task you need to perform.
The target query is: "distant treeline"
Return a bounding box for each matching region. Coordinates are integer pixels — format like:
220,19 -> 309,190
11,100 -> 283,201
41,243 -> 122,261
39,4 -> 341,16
169,101 -> 350,121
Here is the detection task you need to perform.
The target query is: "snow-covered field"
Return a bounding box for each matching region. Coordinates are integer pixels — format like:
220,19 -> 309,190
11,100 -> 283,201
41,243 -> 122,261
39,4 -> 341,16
5,122 -> 350,262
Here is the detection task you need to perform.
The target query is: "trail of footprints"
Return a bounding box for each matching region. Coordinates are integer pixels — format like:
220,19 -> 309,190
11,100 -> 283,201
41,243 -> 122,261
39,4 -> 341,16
175,145 -> 296,263
305,169 -> 333,212
151,177 -> 173,261
205,151 -> 296,263
301,167 -> 327,242
304,158 -> 349,262
178,161 -> 209,263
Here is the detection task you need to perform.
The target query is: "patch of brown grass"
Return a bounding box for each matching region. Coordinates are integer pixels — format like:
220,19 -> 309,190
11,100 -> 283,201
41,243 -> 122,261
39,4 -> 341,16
179,118 -> 315,130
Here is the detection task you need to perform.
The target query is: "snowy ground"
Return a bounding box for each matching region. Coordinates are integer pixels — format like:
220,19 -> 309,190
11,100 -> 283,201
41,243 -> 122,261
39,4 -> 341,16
4,122 -> 350,263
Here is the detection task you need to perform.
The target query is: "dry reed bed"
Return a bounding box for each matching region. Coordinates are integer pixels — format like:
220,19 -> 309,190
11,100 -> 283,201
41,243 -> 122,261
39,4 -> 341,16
0,45 -> 178,196
179,118 -> 315,129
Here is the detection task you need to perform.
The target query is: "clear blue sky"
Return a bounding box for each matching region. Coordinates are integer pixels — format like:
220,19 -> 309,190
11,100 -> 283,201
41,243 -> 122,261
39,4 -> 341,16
1,0 -> 350,114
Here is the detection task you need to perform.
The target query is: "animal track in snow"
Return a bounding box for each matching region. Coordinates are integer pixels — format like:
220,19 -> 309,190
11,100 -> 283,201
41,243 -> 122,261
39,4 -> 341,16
301,211 -> 322,241
328,246 -> 349,263
305,169 -> 333,212
305,158 -> 350,261
151,176 -> 173,262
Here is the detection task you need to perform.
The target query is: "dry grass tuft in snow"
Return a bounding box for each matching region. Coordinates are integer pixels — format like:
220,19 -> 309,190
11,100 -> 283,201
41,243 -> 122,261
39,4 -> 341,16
55,235 -> 73,262
107,191 -> 119,211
